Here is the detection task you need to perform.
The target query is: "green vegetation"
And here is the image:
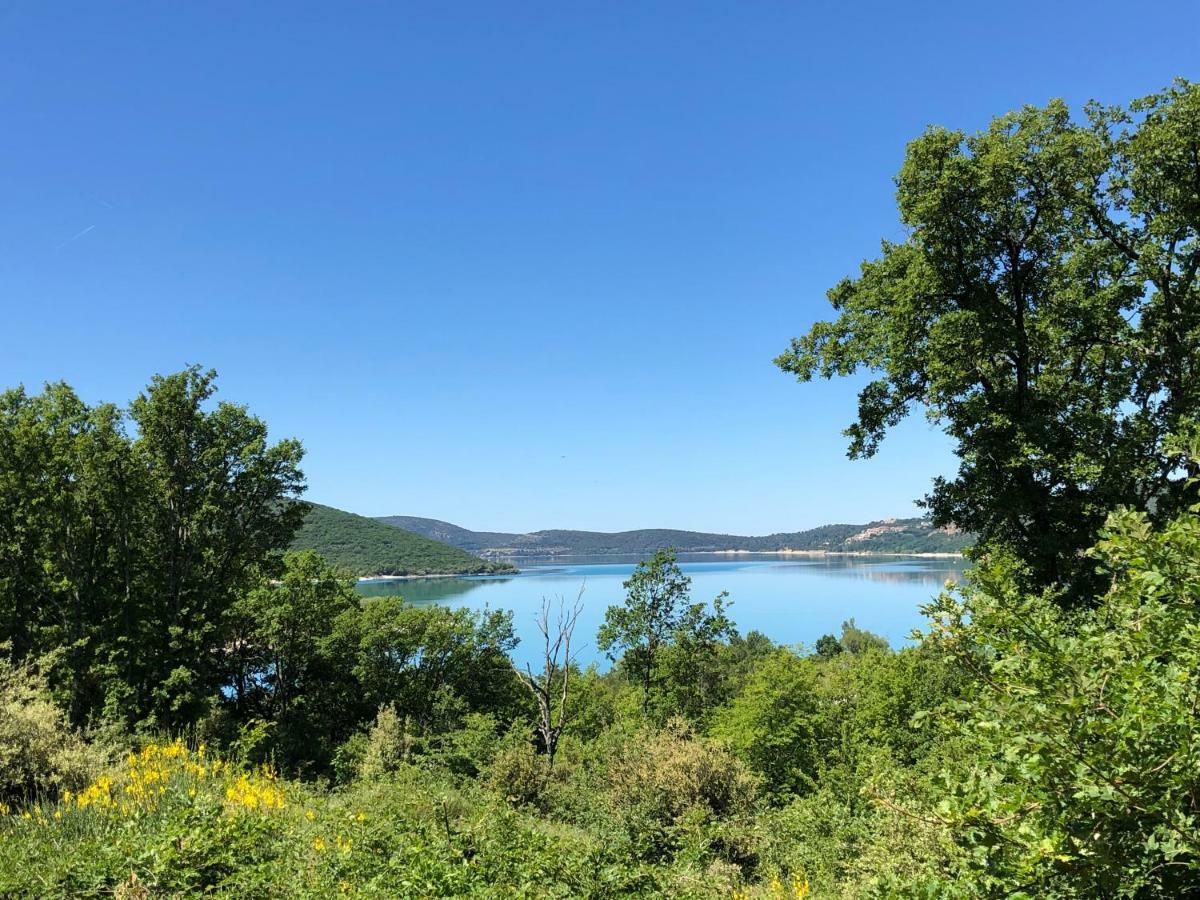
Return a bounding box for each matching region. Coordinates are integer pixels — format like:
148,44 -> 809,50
292,504 -> 516,577
0,366 -> 306,731
378,515 -> 971,556
777,79 -> 1200,598
3,80 -> 1200,897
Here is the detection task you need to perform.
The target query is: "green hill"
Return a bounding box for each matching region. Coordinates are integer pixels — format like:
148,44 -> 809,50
290,504 -> 517,576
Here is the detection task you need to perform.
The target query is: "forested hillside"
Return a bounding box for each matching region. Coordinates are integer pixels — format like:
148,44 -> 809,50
377,515 -> 970,556
292,504 -> 516,576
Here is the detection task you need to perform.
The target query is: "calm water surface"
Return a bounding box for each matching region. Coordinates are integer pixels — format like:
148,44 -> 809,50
357,554 -> 969,669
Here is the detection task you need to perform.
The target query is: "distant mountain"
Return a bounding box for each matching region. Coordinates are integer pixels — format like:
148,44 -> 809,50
376,515 -> 970,557
291,504 -> 517,577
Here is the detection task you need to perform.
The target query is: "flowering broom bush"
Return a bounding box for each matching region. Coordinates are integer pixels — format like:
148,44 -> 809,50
0,739 -> 695,898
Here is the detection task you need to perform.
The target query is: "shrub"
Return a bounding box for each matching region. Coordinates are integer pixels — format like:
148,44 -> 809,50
357,703 -> 413,780
0,655 -> 109,805
710,650 -> 821,798
485,731 -> 547,808
921,503 -> 1200,896
605,718 -> 758,860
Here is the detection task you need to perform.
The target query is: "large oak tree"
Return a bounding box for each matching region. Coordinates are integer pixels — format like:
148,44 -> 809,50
777,81 -> 1200,595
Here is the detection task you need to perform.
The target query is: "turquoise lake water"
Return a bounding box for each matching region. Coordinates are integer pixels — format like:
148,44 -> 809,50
357,554 -> 969,669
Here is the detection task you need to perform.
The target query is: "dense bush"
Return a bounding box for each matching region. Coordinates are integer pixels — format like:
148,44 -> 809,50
920,502 -> 1200,896
0,656 -> 111,807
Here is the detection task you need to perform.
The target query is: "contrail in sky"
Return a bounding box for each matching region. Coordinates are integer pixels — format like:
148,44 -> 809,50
57,224 -> 95,249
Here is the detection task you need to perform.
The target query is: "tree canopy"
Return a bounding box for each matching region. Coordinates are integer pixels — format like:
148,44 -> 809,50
776,81 -> 1200,595
0,367 -> 306,730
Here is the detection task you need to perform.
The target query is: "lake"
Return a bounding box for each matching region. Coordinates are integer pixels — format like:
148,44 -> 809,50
356,553 -> 969,669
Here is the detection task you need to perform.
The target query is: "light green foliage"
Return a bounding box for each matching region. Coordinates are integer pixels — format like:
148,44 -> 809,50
357,704 -> 413,780
777,81 -> 1200,596
752,770 -> 965,900
0,655 -> 110,805
922,494 -> 1200,894
603,719 -> 758,862
711,650 -> 821,798
0,745 -> 626,898
833,618 -> 889,656
485,731 -> 547,808
656,593 -> 737,722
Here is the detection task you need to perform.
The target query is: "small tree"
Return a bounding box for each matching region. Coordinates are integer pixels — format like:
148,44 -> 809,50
512,590 -> 583,769
598,550 -> 690,713
837,618 -> 890,655
813,634 -> 843,660
598,549 -> 732,716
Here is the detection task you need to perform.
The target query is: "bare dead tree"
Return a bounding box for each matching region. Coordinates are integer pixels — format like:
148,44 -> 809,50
512,586 -> 584,769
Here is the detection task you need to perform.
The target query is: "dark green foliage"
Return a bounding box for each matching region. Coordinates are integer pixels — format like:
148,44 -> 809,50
0,367 -> 305,731
223,550 -> 359,774
777,81 -> 1200,597
813,634 -> 842,659
331,594 -> 525,734
215,552 -> 528,776
293,504 -> 516,576
130,367 -> 308,728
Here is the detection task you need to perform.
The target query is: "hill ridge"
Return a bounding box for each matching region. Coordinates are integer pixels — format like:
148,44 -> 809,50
291,504 -> 517,576
375,515 -> 970,557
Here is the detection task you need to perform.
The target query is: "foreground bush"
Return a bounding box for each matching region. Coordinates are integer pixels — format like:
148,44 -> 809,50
921,504 -> 1200,896
0,738 -> 738,898
0,656 -> 110,808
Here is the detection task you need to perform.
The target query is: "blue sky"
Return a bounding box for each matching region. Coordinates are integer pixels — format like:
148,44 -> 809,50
3,2 -> 1195,533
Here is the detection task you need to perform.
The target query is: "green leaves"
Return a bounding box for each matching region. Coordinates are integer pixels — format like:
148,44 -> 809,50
924,503 -> 1200,896
0,368 -> 307,733
778,82 -> 1200,598
598,550 -> 735,719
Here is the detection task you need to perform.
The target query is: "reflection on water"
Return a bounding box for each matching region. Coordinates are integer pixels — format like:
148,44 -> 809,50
356,575 -> 516,604
355,554 -> 968,670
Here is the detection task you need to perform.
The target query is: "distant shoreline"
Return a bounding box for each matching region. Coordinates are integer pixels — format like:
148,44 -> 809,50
355,548 -> 966,580
476,548 -> 966,560
688,549 -> 965,559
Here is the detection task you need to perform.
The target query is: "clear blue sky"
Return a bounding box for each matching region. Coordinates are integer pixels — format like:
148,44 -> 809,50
3,3 -> 1195,533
